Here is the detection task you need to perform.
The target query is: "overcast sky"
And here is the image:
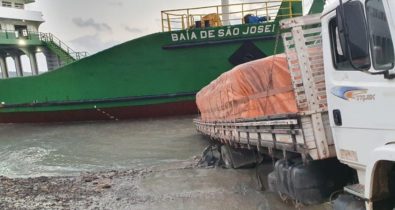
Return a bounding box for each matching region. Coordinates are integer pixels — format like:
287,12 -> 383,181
25,0 -> 241,53
25,0 -> 313,54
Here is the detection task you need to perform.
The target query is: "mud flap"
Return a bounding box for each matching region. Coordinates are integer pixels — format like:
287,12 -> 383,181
256,162 -> 273,191
221,145 -> 260,169
267,171 -> 277,192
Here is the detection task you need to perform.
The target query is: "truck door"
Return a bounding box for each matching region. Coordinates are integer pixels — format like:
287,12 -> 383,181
322,0 -> 395,175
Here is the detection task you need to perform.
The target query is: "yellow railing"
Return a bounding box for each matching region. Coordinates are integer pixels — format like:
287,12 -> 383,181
161,0 -> 302,32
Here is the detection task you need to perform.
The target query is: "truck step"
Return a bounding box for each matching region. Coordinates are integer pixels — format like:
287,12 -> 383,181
344,184 -> 366,199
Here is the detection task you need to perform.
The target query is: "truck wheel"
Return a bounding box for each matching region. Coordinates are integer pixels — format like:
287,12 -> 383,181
221,145 -> 234,169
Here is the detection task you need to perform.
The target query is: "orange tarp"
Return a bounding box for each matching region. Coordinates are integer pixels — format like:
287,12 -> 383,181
196,54 -> 298,121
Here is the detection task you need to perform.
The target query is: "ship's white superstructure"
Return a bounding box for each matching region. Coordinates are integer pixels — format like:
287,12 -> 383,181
0,0 -> 86,79
0,0 -> 44,34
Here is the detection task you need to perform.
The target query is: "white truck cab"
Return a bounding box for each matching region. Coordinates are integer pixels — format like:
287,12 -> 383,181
321,0 -> 395,209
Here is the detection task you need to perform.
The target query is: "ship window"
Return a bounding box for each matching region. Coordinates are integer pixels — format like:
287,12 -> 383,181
2,1 -> 12,7
14,25 -> 28,38
366,0 -> 394,70
14,3 -> 24,9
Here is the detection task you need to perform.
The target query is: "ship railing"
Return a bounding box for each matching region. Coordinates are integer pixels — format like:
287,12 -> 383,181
161,0 -> 301,32
69,52 -> 89,60
39,32 -> 89,61
0,29 -> 40,42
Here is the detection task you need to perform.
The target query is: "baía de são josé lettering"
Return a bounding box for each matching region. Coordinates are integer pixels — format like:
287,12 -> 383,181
170,24 -> 276,42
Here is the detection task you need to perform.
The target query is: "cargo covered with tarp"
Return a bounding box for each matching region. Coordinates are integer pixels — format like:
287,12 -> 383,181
196,54 -> 298,121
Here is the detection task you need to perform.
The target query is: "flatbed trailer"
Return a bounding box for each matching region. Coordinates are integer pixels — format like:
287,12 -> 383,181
195,14 -> 334,162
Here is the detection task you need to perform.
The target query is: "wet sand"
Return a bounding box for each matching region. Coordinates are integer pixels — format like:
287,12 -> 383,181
0,159 -> 332,210
0,117 -> 333,209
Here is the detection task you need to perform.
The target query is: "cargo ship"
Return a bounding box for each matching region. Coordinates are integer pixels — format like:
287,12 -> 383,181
0,0 -> 324,123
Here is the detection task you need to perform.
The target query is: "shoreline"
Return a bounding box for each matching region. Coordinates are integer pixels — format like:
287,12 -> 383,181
0,158 -> 332,210
0,160 -> 197,210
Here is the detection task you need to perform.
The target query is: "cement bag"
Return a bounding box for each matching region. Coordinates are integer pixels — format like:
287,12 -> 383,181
196,54 -> 298,121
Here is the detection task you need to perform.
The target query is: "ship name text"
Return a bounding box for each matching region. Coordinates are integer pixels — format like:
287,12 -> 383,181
170,24 -> 276,42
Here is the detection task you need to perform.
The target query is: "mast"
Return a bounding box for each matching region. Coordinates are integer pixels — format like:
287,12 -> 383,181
221,0 -> 230,25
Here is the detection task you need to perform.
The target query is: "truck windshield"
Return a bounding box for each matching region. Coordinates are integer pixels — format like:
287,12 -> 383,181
366,0 -> 394,70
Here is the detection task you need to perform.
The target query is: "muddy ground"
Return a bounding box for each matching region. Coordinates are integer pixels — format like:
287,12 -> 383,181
0,158 -> 333,210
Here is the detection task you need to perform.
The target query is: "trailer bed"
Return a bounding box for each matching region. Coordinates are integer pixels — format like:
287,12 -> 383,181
195,111 -> 336,161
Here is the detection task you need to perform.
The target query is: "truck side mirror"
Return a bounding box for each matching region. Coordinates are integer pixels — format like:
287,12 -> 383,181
336,1 -> 371,70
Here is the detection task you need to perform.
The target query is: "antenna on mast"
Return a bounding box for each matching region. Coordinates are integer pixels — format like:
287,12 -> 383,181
221,0 -> 230,25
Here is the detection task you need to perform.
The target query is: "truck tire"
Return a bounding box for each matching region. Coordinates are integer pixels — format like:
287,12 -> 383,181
221,145 -> 234,169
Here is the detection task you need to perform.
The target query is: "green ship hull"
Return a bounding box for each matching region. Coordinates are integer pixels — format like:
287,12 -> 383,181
0,1 -> 324,123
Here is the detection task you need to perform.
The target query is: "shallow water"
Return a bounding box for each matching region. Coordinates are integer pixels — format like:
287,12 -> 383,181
0,116 -> 208,178
0,116 -> 333,210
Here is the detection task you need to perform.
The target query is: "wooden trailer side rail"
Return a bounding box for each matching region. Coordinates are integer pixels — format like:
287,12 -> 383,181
194,115 -> 310,158
195,112 -> 336,161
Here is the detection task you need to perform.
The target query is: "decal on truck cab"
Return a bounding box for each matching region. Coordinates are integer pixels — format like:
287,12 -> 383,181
331,87 -> 376,102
